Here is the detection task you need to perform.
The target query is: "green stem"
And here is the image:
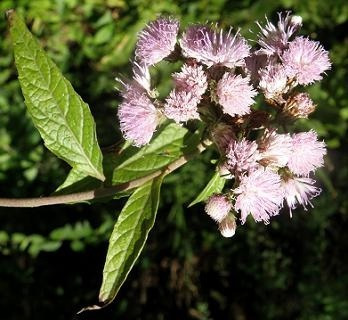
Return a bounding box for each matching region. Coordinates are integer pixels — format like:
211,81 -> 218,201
0,142 -> 207,208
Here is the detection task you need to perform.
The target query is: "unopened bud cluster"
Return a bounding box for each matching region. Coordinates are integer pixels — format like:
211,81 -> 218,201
116,12 -> 330,236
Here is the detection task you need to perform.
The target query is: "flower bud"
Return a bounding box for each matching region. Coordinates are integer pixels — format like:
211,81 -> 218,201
259,63 -> 287,101
218,213 -> 237,237
205,194 -> 232,223
284,92 -> 316,118
211,122 -> 236,153
290,15 -> 303,30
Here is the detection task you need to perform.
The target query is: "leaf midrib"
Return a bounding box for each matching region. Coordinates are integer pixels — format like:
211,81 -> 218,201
117,136 -> 185,170
16,30 -> 102,179
102,181 -> 155,298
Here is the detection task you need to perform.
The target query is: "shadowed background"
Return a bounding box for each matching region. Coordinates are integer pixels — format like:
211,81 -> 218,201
0,0 -> 348,319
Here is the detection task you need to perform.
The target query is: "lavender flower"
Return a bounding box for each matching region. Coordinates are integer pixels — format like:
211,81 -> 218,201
285,92 -> 316,118
135,17 -> 179,65
218,214 -> 237,237
180,25 -> 250,68
173,64 -> 208,97
256,12 -> 302,56
132,62 -> 151,93
164,90 -> 200,123
287,130 -> 327,176
258,130 -> 293,168
163,64 -> 208,123
282,176 -> 321,217
234,169 -> 284,224
118,83 -> 159,146
259,63 -> 288,99
226,138 -> 260,175
216,73 -> 257,116
205,194 -> 232,222
282,36 -> 331,85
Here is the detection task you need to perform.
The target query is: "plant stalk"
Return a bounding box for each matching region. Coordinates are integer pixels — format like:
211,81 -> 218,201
0,143 -> 207,208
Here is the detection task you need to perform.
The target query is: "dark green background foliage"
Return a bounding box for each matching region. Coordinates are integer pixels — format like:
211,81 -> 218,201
0,0 -> 348,319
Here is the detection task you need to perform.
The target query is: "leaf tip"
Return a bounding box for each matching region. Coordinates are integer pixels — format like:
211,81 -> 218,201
96,172 -> 106,182
76,304 -> 102,315
187,201 -> 195,208
76,295 -> 112,315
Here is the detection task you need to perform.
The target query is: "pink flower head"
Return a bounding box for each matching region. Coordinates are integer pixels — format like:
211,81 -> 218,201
282,36 -> 331,85
217,73 -> 257,116
286,92 -> 316,118
132,61 -> 151,93
282,176 -> 321,217
164,90 -> 200,123
173,64 -> 208,97
180,25 -> 250,68
226,138 -> 260,175
287,130 -> 326,176
258,129 -> 292,168
234,169 -> 284,224
205,194 -> 232,222
118,83 -> 159,146
135,17 -> 179,65
259,63 -> 288,99
218,214 -> 237,237
256,11 -> 302,56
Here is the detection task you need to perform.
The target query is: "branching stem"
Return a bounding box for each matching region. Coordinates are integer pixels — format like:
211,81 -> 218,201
0,143 -> 207,208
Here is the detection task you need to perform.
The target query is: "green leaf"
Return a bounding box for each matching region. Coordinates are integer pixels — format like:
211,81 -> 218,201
98,176 -> 163,305
55,123 -> 197,196
105,123 -> 190,185
7,10 -> 104,181
94,25 -> 114,45
54,168 -> 101,195
189,171 -> 226,207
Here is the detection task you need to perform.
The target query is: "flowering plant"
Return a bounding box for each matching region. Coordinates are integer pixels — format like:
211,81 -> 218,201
0,10 -> 330,310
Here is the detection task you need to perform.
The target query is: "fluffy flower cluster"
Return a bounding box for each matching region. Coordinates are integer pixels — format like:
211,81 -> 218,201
164,64 -> 207,122
180,25 -> 250,68
218,129 -> 326,225
117,17 -> 255,145
282,37 -> 331,85
117,82 -> 159,146
135,18 -> 179,65
216,74 -> 257,116
247,14 -> 331,106
116,13 -> 331,237
256,11 -> 302,56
